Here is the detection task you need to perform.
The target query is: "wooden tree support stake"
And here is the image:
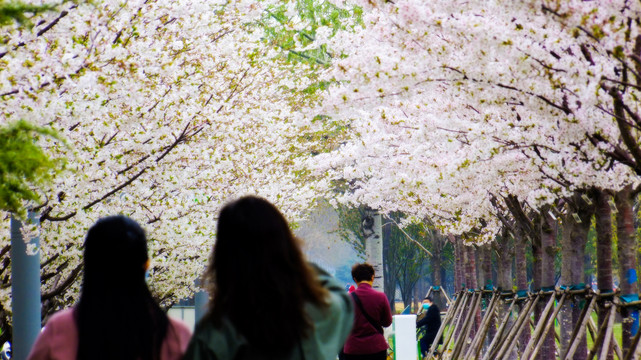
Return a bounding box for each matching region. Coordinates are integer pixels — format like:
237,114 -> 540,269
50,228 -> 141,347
563,295 -> 597,360
451,292 -> 483,359
439,292 -> 469,356
494,294 -> 540,360
529,292 -> 567,360
521,291 -> 558,359
481,296 -> 518,360
464,291 -> 500,359
429,291 -> 466,358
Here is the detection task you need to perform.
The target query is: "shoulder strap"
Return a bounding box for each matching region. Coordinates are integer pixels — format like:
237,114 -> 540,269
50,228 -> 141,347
351,292 -> 384,335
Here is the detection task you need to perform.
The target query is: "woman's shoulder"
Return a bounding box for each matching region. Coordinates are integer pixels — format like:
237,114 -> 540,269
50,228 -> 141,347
26,309 -> 78,360
45,308 -> 77,331
188,317 -> 249,358
162,317 -> 193,360
168,317 -> 192,338
48,308 -> 74,320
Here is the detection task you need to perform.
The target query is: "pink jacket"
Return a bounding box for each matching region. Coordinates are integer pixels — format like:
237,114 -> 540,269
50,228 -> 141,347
27,308 -> 192,360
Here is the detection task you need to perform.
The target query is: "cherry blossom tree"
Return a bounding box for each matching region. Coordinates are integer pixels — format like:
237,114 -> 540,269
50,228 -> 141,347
0,0 -> 334,339
300,0 -> 641,356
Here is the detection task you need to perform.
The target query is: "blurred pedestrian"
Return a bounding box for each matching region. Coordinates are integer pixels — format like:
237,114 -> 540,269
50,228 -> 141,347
416,296 -> 442,357
27,215 -> 191,360
341,263 -> 392,360
183,196 -> 353,360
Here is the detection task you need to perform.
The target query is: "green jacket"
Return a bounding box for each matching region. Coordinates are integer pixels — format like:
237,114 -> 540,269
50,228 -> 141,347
183,266 -> 354,360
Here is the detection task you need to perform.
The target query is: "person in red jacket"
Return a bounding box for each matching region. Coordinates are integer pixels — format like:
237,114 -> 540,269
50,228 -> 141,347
342,263 -> 393,360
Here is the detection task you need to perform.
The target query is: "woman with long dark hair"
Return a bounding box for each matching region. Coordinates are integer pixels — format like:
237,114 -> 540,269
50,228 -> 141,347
183,196 -> 353,359
28,215 -> 191,360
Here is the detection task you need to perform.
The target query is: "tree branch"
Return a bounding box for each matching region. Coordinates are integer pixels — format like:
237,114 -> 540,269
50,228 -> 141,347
41,264 -> 82,301
607,86 -> 641,171
82,167 -> 148,211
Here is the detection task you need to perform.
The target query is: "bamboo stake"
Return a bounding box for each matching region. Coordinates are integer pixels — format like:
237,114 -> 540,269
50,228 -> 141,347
427,292 -> 464,359
443,290 -> 453,305
619,300 -> 641,308
521,291 -> 558,359
463,292 -> 495,356
589,313 -> 623,359
494,294 -> 541,360
438,291 -> 470,357
429,291 -> 466,359
599,304 -> 617,360
588,317 -> 597,348
481,296 -> 517,360
563,295 -> 597,360
424,287 -> 433,302
451,291 -> 483,360
447,293 -> 475,360
472,292 -> 502,359
465,292 -> 499,359
529,292 -> 568,360
488,297 -> 533,360
622,316 -> 641,360
587,304 -> 613,360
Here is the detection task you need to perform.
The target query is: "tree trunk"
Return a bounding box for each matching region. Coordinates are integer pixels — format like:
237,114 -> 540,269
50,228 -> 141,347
431,235 -> 447,310
464,244 -> 478,290
514,228 -> 530,353
413,282 -> 420,313
452,234 -> 464,291
539,209 -> 557,360
432,237 -> 443,287
616,186 -> 639,353
363,208 -> 384,291
531,227 -> 543,360
479,243 -> 496,347
463,245 -> 480,340
496,234 -> 513,291
478,244 -> 493,290
514,230 -> 528,291
399,277 -> 413,310
382,218 -> 396,310
559,209 -> 574,356
559,193 -> 594,360
595,189 -> 614,360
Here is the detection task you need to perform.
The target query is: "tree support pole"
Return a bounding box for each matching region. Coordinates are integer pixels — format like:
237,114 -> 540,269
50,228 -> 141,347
623,315 -> 641,360
442,288 -> 453,305
564,296 -> 597,360
10,212 -> 41,360
482,295 -> 518,360
451,292 -> 482,359
494,294 -> 541,360
587,304 -> 615,360
589,316 -> 624,359
530,292 -> 567,360
599,305 -> 617,360
522,292 -> 557,359
429,291 -> 465,358
467,291 -> 501,359
441,291 -> 471,353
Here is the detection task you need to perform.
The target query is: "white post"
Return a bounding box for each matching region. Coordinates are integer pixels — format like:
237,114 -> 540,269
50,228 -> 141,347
393,314 -> 418,360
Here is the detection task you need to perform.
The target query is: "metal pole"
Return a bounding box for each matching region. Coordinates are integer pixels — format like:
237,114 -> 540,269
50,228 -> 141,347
10,212 -> 41,360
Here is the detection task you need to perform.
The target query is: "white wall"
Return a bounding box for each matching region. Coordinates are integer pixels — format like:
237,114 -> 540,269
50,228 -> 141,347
168,306 -> 195,331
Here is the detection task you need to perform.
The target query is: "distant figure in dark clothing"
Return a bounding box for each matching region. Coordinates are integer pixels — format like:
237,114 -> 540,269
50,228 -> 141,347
417,295 -> 442,356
